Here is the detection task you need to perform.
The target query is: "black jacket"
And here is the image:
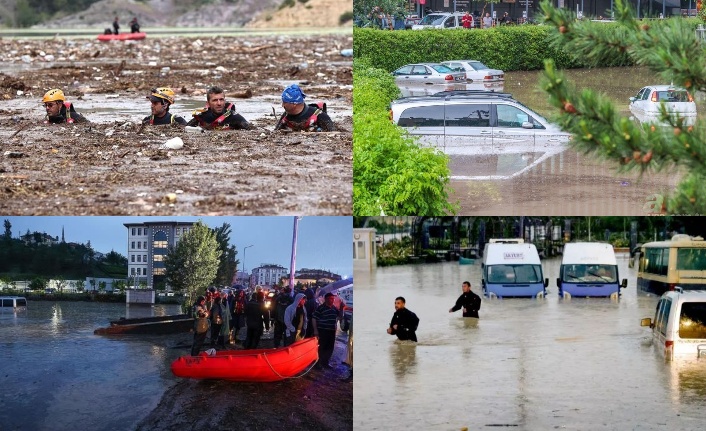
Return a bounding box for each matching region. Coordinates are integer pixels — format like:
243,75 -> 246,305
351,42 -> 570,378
245,299 -> 267,329
186,103 -> 252,130
47,104 -> 88,124
279,104 -> 334,132
389,307 -> 419,342
142,112 -> 187,125
451,291 -> 482,318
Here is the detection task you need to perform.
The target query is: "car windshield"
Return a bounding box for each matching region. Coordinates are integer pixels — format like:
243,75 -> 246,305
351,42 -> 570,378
469,61 -> 489,70
488,264 -> 542,284
419,14 -> 446,25
678,302 -> 706,339
430,64 -> 453,73
656,90 -> 691,102
562,264 -> 618,283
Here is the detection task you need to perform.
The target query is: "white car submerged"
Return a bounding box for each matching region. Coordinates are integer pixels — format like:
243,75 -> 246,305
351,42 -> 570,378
629,85 -> 696,126
442,60 -> 505,82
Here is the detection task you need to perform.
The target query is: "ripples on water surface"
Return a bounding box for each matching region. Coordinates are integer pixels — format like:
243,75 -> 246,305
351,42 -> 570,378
0,301 -> 184,431
355,256 -> 706,430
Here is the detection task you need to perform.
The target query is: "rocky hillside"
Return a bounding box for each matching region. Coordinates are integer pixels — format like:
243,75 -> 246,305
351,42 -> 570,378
247,0 -> 353,29
26,0 -> 350,29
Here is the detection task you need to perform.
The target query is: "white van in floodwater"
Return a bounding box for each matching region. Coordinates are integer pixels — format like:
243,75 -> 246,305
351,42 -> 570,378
0,296 -> 27,311
641,289 -> 706,360
557,242 -> 628,299
481,239 -> 548,298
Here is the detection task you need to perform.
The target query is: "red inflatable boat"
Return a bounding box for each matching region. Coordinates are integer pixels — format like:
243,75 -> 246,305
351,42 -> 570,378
171,337 -> 319,382
97,32 -> 146,42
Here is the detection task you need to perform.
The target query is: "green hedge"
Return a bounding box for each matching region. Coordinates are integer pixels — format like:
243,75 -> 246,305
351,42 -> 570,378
353,59 -> 456,215
353,25 -> 626,72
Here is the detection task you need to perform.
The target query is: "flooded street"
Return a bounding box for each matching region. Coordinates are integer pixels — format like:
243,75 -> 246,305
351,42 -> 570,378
354,255 -> 706,430
0,301 -> 185,431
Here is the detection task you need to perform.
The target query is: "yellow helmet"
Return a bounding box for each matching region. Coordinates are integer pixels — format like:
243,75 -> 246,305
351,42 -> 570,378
147,87 -> 175,105
42,89 -> 65,103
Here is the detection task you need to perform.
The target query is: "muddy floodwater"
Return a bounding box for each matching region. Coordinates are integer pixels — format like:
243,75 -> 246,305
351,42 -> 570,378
0,32 -> 352,215
0,302 -> 184,431
354,254 -> 706,430
409,67 -> 695,215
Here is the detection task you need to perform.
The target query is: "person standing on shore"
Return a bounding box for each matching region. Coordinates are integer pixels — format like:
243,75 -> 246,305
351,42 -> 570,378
273,287 -> 293,347
209,296 -> 224,348
232,289 -> 246,343
112,16 -> 120,35
284,293 -> 307,346
449,281 -> 482,318
244,291 -> 267,349
387,297 -> 419,342
191,296 -> 210,356
312,293 -> 341,369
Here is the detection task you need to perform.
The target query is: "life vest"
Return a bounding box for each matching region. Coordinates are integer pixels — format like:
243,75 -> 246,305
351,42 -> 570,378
281,102 -> 326,132
192,103 -> 235,130
44,102 -> 76,124
149,112 -> 177,125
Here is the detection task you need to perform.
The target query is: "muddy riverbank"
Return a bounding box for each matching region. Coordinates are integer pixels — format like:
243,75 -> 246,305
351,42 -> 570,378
0,33 -> 352,215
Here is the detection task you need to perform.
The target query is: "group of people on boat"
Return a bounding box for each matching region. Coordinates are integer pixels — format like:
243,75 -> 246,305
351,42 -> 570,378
41,84 -> 335,132
388,281 -> 481,342
191,284 -> 352,381
107,16 -> 140,35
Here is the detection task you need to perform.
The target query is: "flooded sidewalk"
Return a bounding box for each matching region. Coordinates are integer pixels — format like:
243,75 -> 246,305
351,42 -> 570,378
354,258 -> 706,430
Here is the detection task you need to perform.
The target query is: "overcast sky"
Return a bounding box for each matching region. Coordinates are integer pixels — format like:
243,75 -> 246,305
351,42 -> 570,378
2,216 -> 353,278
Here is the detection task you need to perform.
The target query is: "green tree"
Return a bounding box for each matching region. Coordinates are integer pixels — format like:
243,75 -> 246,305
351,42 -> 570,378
164,221 -> 221,309
3,219 -> 11,240
29,277 -> 47,291
53,276 -> 67,294
98,281 -> 106,293
354,0 -> 406,28
212,223 -> 239,287
539,0 -> 706,214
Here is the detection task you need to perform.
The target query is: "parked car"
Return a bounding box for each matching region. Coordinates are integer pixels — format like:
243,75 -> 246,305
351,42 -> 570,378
392,63 -> 466,85
411,12 -> 465,29
397,81 -> 504,98
404,14 -> 422,29
441,60 -> 505,82
641,288 -> 706,360
390,91 -> 570,178
629,85 -> 696,126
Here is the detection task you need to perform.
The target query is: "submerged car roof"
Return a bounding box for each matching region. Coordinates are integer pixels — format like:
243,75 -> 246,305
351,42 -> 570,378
392,90 -> 515,105
562,242 -> 617,265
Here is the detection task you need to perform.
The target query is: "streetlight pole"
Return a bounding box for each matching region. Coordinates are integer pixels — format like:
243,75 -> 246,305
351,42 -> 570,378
242,245 -> 253,287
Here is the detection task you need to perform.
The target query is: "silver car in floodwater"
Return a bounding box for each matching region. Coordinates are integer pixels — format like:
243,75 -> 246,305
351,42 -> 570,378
441,60 -> 505,82
392,63 -> 466,85
390,91 -> 570,179
629,85 -> 697,126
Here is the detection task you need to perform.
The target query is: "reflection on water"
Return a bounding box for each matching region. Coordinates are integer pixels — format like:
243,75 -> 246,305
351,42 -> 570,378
355,256 -> 706,430
0,301 -> 184,431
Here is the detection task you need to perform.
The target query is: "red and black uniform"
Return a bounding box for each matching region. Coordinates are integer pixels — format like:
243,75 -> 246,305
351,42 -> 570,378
277,102 -> 334,132
142,112 -> 187,126
186,103 -> 252,130
45,102 -> 88,124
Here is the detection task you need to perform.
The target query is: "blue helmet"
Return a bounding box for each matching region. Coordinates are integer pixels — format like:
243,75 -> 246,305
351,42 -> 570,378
282,84 -> 306,104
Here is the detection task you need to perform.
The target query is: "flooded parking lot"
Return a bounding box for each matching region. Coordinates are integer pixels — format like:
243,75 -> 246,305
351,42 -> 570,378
394,67 -> 693,215
354,255 -> 706,430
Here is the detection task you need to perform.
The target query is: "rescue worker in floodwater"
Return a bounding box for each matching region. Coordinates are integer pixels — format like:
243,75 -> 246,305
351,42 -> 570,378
142,87 -> 187,126
186,86 -> 253,130
387,296 -> 419,342
42,89 -> 88,124
449,281 -> 482,318
275,84 -> 335,132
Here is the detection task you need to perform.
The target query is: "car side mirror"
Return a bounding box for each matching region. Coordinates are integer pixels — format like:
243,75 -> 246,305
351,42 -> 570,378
621,278 -> 628,288
640,318 -> 653,328
556,278 -> 561,288
521,122 -> 534,129
629,96 -> 636,102
544,278 -> 549,288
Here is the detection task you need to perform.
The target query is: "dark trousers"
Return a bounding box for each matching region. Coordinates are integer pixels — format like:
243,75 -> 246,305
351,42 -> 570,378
318,329 -> 336,366
210,323 -> 222,346
245,327 -> 262,349
191,331 -> 207,356
274,320 -> 286,347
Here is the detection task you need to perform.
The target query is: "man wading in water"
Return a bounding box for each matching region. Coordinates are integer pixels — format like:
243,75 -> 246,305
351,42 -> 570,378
449,281 -> 482,319
387,296 -> 419,342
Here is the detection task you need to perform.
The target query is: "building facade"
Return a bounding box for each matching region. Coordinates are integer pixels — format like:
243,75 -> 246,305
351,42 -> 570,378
251,264 -> 289,287
354,228 -> 377,273
124,221 -> 195,289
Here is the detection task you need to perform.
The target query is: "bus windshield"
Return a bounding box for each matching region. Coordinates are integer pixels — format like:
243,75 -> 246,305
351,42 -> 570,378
676,248 -> 706,270
562,264 -> 618,283
488,265 -> 542,284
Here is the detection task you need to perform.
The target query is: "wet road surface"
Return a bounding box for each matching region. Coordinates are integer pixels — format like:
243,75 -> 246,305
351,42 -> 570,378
354,254 -> 706,430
